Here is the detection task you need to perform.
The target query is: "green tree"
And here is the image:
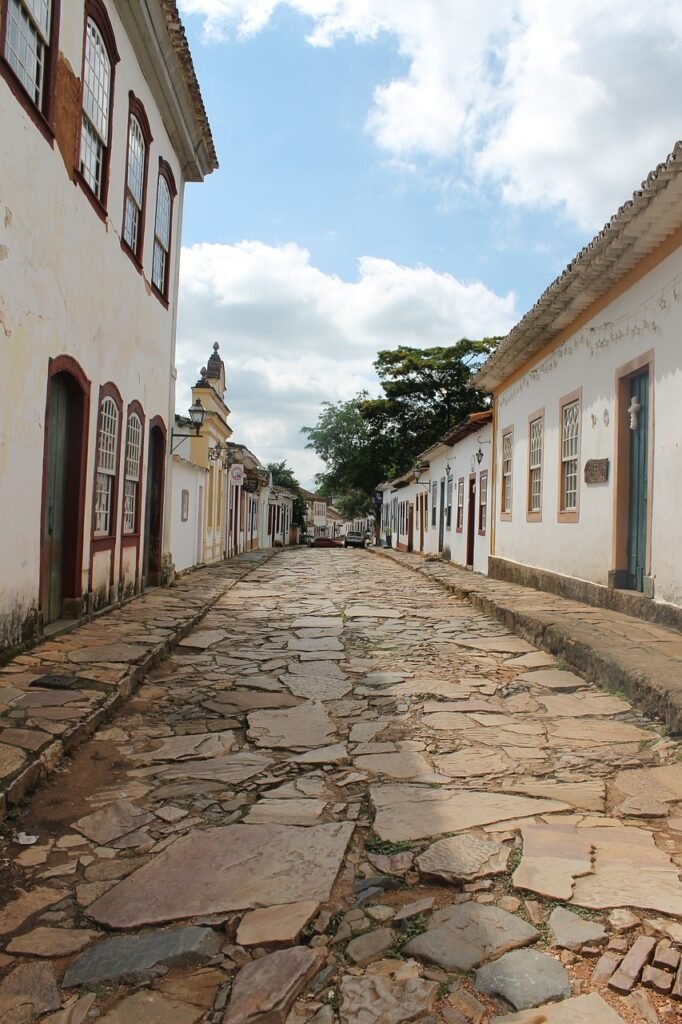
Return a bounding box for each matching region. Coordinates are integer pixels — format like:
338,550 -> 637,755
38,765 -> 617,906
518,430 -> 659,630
266,460 -> 307,527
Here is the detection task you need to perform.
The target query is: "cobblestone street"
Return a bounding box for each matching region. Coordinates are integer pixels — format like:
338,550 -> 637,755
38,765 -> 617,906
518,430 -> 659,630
2,548 -> 682,1023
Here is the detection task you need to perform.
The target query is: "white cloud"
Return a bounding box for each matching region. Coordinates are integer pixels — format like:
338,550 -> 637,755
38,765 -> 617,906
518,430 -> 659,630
176,241 -> 516,486
180,0 -> 682,230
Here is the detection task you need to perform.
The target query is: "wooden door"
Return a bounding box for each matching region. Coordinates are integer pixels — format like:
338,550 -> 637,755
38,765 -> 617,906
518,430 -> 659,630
466,476 -> 476,568
42,375 -> 69,623
418,494 -> 425,551
143,425 -> 165,585
627,370 -> 649,591
407,504 -> 414,552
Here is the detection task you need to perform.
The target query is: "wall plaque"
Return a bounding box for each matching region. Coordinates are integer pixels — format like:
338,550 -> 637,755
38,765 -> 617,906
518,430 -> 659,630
584,458 -> 609,484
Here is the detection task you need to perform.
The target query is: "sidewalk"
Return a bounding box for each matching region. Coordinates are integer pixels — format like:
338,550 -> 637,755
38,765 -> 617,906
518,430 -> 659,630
0,550 -> 275,817
373,548 -> 682,733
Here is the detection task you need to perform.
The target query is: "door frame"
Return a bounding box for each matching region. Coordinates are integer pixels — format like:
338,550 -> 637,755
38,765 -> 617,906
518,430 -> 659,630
466,474 -> 476,568
144,417 -> 167,585
39,356 -> 90,624
611,350 -> 654,591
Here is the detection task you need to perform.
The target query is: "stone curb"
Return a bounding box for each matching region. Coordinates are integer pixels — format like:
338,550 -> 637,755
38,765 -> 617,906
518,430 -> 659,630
1,551 -> 279,818
371,548 -> 682,733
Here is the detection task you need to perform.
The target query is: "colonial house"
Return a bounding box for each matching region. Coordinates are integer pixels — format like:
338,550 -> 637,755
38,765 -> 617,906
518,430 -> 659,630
475,142 -> 682,622
379,411 -> 492,574
301,491 -> 328,538
268,486 -> 297,547
326,506 -> 344,539
226,443 -> 271,554
0,0 -> 217,655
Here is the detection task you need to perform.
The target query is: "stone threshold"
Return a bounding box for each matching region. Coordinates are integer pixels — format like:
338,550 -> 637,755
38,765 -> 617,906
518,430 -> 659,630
372,548 -> 682,734
0,550 -> 277,818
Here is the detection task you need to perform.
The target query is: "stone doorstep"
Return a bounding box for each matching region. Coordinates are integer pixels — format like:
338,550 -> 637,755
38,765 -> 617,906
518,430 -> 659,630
371,548 -> 682,733
0,552 -> 278,821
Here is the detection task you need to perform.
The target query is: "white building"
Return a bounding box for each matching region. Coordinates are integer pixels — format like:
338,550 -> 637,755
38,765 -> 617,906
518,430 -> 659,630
475,142 -> 682,621
379,412 -> 493,574
0,0 -> 217,656
268,486 -> 297,546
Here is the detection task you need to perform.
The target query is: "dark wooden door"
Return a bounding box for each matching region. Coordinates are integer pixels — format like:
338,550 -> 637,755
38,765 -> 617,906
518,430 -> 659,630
143,426 -> 164,584
627,370 -> 649,591
418,494 -> 425,552
466,476 -> 476,567
42,375 -> 69,623
407,505 -> 414,552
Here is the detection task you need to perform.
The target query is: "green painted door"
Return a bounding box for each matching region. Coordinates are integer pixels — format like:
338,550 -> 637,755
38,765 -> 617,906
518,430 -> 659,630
43,375 -> 69,623
627,370 -> 649,592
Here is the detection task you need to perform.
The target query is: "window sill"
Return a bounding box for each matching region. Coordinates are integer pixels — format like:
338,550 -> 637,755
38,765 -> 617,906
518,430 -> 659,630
121,239 -> 143,274
500,512 -> 512,522
75,172 -> 108,223
151,283 -> 169,309
0,59 -> 55,146
121,532 -> 141,543
558,510 -> 579,524
526,510 -> 542,522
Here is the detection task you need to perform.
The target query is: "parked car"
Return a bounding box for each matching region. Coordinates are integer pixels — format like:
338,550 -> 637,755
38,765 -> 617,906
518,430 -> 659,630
312,536 -> 342,548
344,531 -> 368,549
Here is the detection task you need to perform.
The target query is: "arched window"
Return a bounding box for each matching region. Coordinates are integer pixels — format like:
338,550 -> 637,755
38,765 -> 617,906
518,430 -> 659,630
123,411 -> 143,534
3,0 -> 55,113
78,1 -> 118,207
94,395 -> 119,536
122,94 -> 152,262
152,161 -> 176,300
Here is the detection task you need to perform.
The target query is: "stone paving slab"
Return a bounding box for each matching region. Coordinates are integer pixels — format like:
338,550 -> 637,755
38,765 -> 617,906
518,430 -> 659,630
0,552 -> 275,818
373,548 -> 682,731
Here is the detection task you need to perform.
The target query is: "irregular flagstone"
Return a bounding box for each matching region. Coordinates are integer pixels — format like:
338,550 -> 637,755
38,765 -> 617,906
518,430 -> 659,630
156,968 -> 227,1008
505,778 -> 606,812
436,748 -> 515,778
242,798 -> 327,825
417,833 -> 510,882
513,822 -> 594,901
88,823 -> 354,928
132,732 -> 236,763
248,702 -> 337,749
346,606 -> 404,618
291,744 -> 349,765
548,719 -> 654,746
7,927 -> 100,957
73,799 -> 154,844
353,746 -> 433,780
402,902 -> 539,972
178,630 -> 226,650
266,776 -> 330,799
204,692 -> 300,714
237,901 -> 319,946
338,974 -> 438,1023
0,887 -> 66,937
611,763 -> 682,805
63,927 -> 222,987
223,946 -> 323,1024
454,636 -> 535,654
491,992 -> 626,1023
283,673 -> 351,701
371,785 -> 571,842
287,637 -> 343,652
0,962 -> 60,1020
98,991 -> 202,1024
421,712 -> 474,731
536,693 -> 628,717
572,824 -> 682,915
69,642 -> 148,662
475,949 -> 571,1010
43,993 -> 96,1024
0,742 -> 26,780
548,907 -> 608,950
516,668 -> 586,691
150,752 -> 273,784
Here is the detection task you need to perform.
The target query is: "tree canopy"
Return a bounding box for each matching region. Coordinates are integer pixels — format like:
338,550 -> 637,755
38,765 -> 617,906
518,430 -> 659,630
302,339 -> 497,510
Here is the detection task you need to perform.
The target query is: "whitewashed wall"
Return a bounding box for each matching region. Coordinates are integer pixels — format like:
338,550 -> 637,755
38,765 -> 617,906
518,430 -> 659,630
494,244 -> 682,606
0,2 -> 185,647
170,458 -> 207,573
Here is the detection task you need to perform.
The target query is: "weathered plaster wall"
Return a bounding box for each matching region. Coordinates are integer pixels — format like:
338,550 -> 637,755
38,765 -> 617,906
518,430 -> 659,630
493,243 -> 682,606
0,2 -> 184,649
170,456 -> 207,573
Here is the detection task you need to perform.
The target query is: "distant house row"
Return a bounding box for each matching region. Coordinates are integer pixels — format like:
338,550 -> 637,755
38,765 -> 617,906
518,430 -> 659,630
379,141 -> 682,626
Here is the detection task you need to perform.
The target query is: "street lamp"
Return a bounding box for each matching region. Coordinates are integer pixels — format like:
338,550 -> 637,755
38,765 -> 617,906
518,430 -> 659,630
170,399 -> 207,453
475,435 -> 491,464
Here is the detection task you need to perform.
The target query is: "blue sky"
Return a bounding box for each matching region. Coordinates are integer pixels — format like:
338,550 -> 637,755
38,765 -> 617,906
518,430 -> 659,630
175,0 -> 682,486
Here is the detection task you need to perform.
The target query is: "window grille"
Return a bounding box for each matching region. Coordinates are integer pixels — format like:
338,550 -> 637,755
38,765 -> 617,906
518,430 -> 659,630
456,479 -> 464,530
502,431 -> 513,514
95,397 -> 119,535
528,417 -> 543,512
561,401 -> 580,511
123,413 -> 142,533
80,19 -> 111,198
152,175 -> 172,294
5,0 -> 51,107
479,472 -> 488,533
123,115 -> 146,253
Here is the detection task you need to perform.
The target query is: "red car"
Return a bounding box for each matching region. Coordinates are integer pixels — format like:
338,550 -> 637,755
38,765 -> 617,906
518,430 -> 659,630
311,536 -> 342,547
